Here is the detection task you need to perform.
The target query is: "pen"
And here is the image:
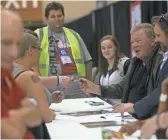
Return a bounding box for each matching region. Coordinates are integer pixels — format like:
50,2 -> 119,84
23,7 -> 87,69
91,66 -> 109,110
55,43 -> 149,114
121,104 -> 124,122
71,76 -> 79,82
121,112 -> 124,122
100,116 -> 106,119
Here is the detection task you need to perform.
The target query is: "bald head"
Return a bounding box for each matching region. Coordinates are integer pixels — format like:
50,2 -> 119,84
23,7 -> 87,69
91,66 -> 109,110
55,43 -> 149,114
2,10 -> 23,32
1,10 -> 23,69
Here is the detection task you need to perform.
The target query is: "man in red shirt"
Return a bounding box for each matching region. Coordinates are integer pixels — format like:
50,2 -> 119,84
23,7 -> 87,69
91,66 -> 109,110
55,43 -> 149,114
1,10 -> 42,139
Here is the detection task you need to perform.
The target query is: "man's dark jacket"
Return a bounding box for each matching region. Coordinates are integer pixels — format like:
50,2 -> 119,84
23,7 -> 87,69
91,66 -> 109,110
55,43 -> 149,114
122,46 -> 163,104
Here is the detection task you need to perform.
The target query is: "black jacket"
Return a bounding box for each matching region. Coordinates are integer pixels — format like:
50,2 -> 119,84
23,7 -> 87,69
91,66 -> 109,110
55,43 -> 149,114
121,58 -> 147,103
122,46 -> 164,103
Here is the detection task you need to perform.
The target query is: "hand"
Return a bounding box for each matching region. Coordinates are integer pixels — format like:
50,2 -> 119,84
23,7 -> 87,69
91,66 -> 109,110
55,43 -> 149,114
19,98 -> 42,127
52,91 -> 64,103
61,76 -> 72,88
50,109 -> 56,120
2,111 -> 27,139
166,128 -> 168,138
119,121 -> 142,135
113,103 -> 134,113
141,116 -> 157,139
79,78 -> 100,95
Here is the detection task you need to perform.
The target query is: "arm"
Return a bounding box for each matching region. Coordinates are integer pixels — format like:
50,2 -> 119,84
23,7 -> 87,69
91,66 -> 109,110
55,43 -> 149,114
133,85 -> 161,119
17,98 -> 42,127
1,99 -> 42,139
140,79 -> 168,139
133,74 -> 168,118
141,111 -> 168,139
85,60 -> 92,81
39,76 -> 59,89
119,120 -> 144,135
79,77 -> 125,99
39,76 -> 72,89
17,71 -> 55,123
100,77 -> 125,99
80,58 -> 131,98
1,117 -> 26,139
157,111 -> 168,129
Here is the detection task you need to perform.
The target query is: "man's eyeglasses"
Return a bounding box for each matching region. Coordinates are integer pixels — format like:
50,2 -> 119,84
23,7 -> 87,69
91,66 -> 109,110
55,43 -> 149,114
31,46 -> 42,52
159,14 -> 168,25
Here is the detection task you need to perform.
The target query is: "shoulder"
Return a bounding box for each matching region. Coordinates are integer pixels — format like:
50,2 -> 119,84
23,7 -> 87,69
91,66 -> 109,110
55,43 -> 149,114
118,57 -> 130,65
131,57 -> 143,65
64,27 -> 76,33
34,26 -> 48,32
17,71 -> 40,83
64,27 -> 80,37
153,49 -> 164,64
124,58 -> 141,73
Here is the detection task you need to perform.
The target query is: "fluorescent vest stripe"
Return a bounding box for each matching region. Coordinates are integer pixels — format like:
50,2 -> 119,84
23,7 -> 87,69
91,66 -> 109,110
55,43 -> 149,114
35,26 -> 86,77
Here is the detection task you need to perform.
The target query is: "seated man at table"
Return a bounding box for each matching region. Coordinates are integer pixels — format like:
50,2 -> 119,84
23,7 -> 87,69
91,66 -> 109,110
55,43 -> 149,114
119,12 -> 168,138
113,13 -> 168,119
80,23 -> 164,119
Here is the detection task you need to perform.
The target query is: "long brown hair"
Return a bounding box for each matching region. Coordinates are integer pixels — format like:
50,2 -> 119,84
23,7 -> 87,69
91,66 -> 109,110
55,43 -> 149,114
98,35 -> 125,76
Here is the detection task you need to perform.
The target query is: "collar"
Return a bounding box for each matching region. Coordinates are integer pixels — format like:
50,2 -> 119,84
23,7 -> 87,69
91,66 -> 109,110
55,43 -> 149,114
163,51 -> 168,61
143,46 -> 160,65
49,26 -> 64,33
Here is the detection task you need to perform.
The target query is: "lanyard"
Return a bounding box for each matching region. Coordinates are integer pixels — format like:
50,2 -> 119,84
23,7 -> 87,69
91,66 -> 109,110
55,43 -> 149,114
50,28 -> 68,53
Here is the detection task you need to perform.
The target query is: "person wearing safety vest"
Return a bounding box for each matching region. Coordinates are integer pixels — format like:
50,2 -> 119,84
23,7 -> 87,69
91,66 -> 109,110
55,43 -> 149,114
34,1 -> 92,98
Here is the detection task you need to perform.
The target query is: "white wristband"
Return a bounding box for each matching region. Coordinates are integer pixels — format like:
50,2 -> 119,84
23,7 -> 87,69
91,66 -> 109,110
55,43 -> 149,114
59,76 -> 62,85
160,94 -> 167,102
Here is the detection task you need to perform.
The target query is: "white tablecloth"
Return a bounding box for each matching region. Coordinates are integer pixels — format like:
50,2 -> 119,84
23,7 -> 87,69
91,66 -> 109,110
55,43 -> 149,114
47,97 -> 157,139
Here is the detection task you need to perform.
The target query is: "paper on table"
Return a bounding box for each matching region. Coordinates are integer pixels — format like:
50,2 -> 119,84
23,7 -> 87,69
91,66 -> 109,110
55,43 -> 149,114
100,112 -> 137,122
56,112 -> 136,124
50,97 -> 112,113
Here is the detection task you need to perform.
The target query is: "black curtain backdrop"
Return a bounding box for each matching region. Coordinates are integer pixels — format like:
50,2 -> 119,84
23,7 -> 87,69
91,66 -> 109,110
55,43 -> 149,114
141,1 -> 167,23
113,1 -> 131,57
93,5 -> 112,66
65,13 -> 93,56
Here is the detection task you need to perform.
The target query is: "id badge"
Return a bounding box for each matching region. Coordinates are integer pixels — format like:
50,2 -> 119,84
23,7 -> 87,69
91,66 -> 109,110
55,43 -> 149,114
58,50 -> 73,65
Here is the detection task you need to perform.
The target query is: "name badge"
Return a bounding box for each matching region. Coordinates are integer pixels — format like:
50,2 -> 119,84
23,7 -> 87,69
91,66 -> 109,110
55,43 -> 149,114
58,50 -> 73,65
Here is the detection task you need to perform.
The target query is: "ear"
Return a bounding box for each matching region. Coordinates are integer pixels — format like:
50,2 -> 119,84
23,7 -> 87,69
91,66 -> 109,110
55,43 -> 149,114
151,39 -> 156,47
44,17 -> 48,24
28,47 -> 33,55
166,32 -> 168,37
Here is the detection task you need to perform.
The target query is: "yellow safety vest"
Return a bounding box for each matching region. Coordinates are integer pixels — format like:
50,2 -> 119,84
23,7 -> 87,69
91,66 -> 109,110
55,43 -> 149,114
35,26 -> 86,77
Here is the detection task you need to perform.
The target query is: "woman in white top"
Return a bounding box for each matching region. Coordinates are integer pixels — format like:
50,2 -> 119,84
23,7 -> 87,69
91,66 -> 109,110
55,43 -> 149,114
99,35 -> 129,86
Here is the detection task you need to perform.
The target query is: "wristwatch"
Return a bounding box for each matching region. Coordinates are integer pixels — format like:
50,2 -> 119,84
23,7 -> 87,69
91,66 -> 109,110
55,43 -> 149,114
160,94 -> 168,102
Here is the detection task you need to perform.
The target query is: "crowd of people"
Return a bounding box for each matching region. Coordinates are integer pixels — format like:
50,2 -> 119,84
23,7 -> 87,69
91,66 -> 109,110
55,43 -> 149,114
1,1 -> 168,139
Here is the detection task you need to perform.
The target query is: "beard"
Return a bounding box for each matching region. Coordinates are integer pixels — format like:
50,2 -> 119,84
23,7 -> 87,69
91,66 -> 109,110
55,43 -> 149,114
160,44 -> 168,52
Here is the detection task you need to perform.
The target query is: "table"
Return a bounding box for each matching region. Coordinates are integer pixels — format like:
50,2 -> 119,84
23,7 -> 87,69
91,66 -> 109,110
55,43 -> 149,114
47,97 -> 157,139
